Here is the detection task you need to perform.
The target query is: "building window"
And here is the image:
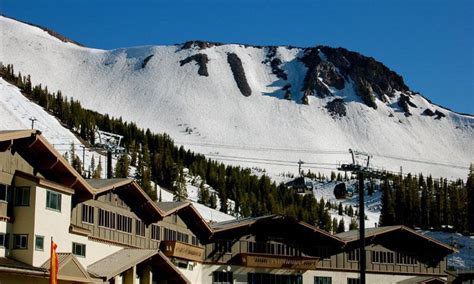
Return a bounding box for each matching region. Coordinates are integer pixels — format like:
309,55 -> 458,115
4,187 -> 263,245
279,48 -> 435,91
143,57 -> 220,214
248,273 -> 302,284
164,228 -> 177,241
14,187 -> 30,206
213,271 -> 233,284
35,235 -> 44,251
177,231 -> 189,243
0,233 -> 9,248
98,209 -> 116,229
347,278 -> 360,284
215,240 -> 232,253
81,204 -> 94,224
72,242 -> 86,257
372,251 -> 394,264
0,184 -> 9,201
46,190 -> 61,211
315,276 -> 332,284
315,246 -> 330,259
348,249 -> 360,261
191,236 -> 199,246
396,252 -> 417,265
151,225 -> 160,240
116,214 -> 132,233
13,234 -> 28,249
136,220 -> 145,237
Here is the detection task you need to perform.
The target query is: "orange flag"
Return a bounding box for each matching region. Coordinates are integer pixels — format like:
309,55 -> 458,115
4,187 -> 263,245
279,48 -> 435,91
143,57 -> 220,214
50,239 -> 58,284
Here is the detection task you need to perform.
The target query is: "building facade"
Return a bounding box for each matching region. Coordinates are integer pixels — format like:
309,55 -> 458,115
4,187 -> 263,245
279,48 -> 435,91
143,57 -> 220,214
0,130 -> 456,284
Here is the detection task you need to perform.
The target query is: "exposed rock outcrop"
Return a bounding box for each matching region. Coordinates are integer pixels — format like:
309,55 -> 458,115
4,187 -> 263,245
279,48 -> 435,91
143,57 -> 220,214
326,98 -> 347,117
227,53 -> 251,97
179,54 -> 209,76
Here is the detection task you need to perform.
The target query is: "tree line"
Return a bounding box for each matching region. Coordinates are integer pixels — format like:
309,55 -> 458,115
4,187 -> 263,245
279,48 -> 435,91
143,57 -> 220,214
380,168 -> 474,234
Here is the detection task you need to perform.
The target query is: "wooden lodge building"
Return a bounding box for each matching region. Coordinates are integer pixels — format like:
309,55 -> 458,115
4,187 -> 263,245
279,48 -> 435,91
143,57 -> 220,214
0,130 -> 457,284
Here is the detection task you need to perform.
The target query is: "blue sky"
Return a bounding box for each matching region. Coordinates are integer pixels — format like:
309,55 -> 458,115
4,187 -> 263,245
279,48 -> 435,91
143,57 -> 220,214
2,0 -> 473,114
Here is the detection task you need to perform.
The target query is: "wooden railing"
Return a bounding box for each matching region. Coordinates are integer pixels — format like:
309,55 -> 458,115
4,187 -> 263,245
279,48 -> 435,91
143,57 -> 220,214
238,253 -> 320,270
161,241 -> 204,262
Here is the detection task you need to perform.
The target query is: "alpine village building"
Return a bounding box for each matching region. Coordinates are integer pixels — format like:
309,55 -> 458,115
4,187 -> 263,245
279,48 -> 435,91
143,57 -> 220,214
0,130 -> 457,284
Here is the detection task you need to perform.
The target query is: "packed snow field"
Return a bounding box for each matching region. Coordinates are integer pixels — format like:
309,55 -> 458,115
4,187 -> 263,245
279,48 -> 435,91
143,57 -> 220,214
1,16 -> 472,180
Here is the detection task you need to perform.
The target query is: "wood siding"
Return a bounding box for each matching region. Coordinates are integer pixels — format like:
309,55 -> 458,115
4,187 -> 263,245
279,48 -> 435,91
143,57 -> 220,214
70,195 -> 201,253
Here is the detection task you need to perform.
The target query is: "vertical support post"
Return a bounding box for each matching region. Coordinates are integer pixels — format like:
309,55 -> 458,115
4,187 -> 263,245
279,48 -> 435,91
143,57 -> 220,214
81,146 -> 86,173
107,150 -> 112,179
358,172 -> 366,284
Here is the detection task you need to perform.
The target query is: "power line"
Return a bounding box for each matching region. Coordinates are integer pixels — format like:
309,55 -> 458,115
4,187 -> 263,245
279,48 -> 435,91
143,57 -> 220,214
177,141 -> 470,170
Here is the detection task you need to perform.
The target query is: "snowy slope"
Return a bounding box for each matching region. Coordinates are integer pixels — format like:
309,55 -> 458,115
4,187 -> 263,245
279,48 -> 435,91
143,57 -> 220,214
0,77 -> 233,222
1,16 -> 473,179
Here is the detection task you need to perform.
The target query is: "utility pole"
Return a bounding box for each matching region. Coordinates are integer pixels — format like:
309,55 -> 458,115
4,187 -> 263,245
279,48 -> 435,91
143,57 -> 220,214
29,117 -> 37,129
298,160 -> 304,176
338,149 -> 385,284
80,145 -> 86,173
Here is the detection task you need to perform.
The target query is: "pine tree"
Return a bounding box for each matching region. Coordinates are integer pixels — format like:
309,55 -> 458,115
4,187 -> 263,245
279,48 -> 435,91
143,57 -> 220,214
338,202 -> 343,216
347,205 -> 354,217
197,181 -> 210,205
89,155 -> 96,179
115,154 -> 130,178
70,143 -> 82,175
173,168 -> 187,202
332,218 -> 338,234
209,192 -> 217,209
467,164 -> 474,232
337,219 -> 345,233
349,218 -> 359,230
420,180 -> 431,229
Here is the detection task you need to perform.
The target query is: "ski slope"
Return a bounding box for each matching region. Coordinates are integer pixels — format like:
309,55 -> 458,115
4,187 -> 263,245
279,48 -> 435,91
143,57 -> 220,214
1,16 -> 473,179
0,77 -> 234,222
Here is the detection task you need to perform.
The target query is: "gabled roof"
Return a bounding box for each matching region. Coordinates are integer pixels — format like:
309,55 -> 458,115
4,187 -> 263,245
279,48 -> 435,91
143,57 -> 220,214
0,257 -> 47,275
210,215 -> 344,245
0,130 -> 165,224
15,170 -> 75,195
87,178 -> 132,194
92,179 -> 165,224
157,201 -> 213,241
88,249 -> 190,283
210,215 -> 276,232
156,201 -> 189,214
0,130 -> 94,201
336,225 -> 458,253
88,249 -> 158,280
41,253 -> 95,283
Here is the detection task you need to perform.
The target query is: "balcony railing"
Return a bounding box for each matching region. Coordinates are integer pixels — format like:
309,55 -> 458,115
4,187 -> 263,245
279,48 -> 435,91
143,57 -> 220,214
160,240 -> 204,262
238,253 -> 320,270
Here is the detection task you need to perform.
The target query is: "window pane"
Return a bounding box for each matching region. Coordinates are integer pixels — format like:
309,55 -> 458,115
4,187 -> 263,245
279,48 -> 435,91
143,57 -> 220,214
35,235 -> 44,250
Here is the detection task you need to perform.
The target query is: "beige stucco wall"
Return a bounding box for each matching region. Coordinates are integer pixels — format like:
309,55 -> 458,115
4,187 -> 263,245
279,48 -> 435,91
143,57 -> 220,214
32,185 -> 72,266
10,176 -> 36,264
192,264 -> 445,284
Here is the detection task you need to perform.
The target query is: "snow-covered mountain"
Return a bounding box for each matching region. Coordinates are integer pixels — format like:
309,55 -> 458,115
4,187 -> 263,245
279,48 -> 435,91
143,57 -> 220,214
1,16 -> 472,179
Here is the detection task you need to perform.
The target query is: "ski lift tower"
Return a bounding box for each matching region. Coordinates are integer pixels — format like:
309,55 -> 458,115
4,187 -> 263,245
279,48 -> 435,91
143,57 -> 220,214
337,149 -> 386,284
95,129 -> 126,178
